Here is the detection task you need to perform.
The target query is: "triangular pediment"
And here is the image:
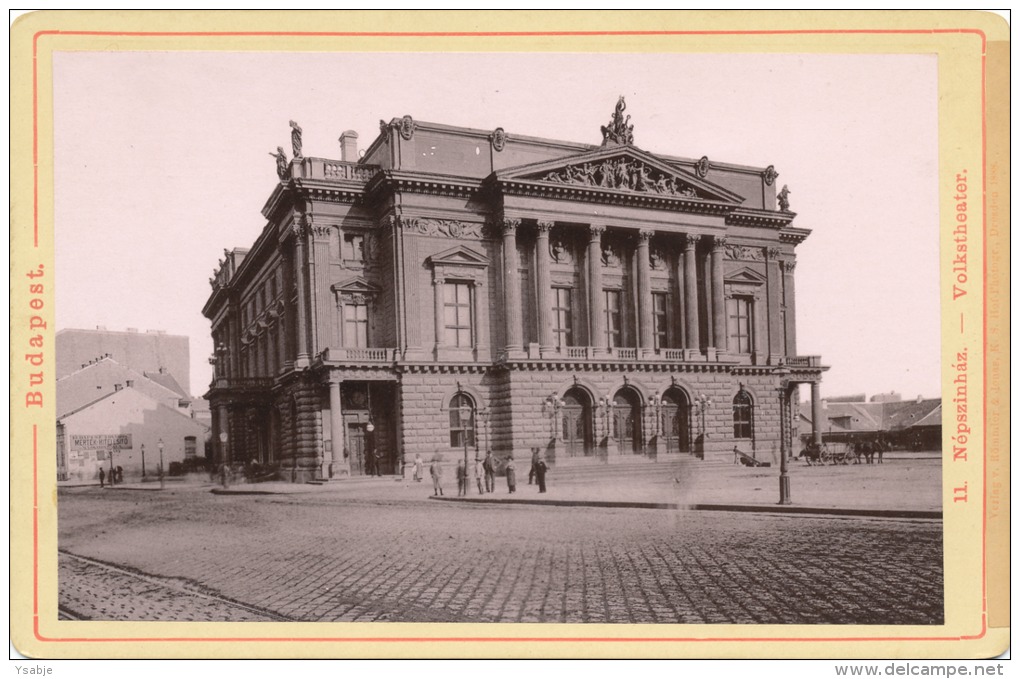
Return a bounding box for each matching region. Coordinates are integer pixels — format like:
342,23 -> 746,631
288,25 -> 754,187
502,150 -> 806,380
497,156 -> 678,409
495,145 -> 744,204
427,245 -> 490,269
725,267 -> 768,285
331,276 -> 382,295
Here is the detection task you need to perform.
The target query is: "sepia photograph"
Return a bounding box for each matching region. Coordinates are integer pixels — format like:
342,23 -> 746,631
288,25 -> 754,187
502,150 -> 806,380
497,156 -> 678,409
10,11 -> 1008,662
50,49 -> 943,626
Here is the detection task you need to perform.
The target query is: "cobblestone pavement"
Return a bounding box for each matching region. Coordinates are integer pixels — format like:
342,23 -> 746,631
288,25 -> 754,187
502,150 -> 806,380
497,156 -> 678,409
58,487 -> 943,625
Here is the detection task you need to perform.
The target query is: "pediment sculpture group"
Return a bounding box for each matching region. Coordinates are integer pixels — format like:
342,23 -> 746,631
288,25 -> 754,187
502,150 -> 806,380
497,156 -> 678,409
540,157 -> 700,198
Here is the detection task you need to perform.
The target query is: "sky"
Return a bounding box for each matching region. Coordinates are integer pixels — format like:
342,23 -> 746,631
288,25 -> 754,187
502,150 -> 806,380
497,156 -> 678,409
52,51 -> 940,401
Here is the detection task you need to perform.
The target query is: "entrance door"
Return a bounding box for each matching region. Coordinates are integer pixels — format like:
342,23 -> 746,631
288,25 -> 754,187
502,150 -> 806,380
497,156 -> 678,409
661,387 -> 691,454
348,423 -> 367,476
613,389 -> 642,454
561,387 -> 594,457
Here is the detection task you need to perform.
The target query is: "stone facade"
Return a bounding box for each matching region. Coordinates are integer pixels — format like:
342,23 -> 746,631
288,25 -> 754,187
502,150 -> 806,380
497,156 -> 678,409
203,101 -> 826,481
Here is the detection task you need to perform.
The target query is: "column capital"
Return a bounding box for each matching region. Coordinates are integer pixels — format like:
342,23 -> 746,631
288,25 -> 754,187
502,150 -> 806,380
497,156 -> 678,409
535,220 -> 555,233
781,260 -> 797,273
684,233 -> 701,250
766,246 -> 783,260
712,235 -> 729,250
588,224 -> 606,240
638,228 -> 655,242
500,217 -> 521,235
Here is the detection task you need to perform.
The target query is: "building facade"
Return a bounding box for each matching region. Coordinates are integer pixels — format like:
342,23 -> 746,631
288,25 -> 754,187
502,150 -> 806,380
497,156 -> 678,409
57,327 -> 192,396
203,100 -> 827,480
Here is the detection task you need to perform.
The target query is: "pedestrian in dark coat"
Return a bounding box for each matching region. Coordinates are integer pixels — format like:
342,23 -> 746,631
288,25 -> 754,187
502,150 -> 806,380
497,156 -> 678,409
483,451 -> 496,493
456,458 -> 467,496
528,447 -> 540,484
535,456 -> 549,493
98,467 -> 105,488
505,456 -> 517,494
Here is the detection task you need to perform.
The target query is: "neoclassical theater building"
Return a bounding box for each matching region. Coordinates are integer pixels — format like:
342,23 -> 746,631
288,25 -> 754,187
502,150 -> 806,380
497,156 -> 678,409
203,99 -> 827,479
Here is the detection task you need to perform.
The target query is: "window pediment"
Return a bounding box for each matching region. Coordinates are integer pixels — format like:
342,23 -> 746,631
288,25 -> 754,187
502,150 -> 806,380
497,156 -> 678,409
427,245 -> 490,269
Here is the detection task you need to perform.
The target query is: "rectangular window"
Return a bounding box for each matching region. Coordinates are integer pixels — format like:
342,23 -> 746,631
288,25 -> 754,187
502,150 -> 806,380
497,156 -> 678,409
552,287 -> 574,348
652,292 -> 669,350
342,233 -> 365,262
726,297 -> 754,353
344,303 -> 369,347
605,290 -> 622,348
444,282 -> 473,348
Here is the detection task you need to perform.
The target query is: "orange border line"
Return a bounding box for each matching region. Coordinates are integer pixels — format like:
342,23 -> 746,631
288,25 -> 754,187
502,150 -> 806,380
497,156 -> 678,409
31,26 -> 988,647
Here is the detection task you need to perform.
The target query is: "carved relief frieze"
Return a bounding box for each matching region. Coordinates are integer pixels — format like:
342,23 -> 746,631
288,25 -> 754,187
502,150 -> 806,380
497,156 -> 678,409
724,244 -> 766,262
398,217 -> 486,240
537,157 -> 701,198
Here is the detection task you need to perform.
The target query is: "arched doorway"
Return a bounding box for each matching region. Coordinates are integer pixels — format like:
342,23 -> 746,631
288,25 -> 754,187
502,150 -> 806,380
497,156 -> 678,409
560,387 -> 594,457
661,387 -> 691,454
612,388 -> 643,455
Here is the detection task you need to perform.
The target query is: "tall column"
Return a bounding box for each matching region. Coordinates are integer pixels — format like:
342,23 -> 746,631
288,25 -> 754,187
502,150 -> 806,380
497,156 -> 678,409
329,378 -> 348,477
711,236 -> 727,351
501,217 -> 524,355
587,225 -> 607,351
781,260 -> 798,357
683,235 -> 701,351
292,222 -> 310,367
535,221 -> 554,353
810,381 -> 823,446
637,229 -> 655,356
432,274 -> 445,354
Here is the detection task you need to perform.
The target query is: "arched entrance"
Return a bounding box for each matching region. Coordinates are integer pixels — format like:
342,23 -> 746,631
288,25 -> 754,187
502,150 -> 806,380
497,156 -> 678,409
612,387 -> 643,455
661,387 -> 691,454
560,387 -> 594,457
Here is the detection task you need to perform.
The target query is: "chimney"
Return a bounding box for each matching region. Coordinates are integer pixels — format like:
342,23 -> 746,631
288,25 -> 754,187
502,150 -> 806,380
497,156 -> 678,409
113,383 -> 122,392
126,380 -> 134,388
916,394 -> 923,403
339,130 -> 359,162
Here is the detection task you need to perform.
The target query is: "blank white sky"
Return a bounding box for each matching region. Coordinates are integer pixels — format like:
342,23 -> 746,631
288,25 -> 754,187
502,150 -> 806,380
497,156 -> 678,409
52,51 -> 940,400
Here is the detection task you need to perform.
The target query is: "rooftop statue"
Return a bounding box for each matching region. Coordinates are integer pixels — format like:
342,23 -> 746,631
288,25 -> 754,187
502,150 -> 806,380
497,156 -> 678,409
600,95 -> 634,146
270,146 -> 290,180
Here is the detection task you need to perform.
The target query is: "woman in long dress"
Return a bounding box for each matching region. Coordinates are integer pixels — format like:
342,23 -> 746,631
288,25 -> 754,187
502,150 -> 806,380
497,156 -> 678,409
505,456 -> 517,494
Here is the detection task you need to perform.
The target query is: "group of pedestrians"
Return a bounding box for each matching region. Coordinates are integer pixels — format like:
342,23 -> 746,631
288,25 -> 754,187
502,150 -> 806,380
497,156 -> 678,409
98,466 -> 123,488
418,447 -> 548,497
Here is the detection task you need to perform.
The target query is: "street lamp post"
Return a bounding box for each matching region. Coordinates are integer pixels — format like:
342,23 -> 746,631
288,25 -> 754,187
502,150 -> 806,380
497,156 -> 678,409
140,444 -> 146,479
647,394 -> 660,460
543,394 -> 565,447
158,438 -> 165,490
775,367 -> 792,505
693,394 -> 712,457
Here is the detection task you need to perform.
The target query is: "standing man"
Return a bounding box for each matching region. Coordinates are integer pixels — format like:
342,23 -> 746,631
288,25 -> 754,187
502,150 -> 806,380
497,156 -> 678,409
456,458 -> 467,497
528,447 -> 540,485
482,451 -> 496,493
535,455 -> 549,494
474,455 -> 485,494
98,467 -> 105,488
